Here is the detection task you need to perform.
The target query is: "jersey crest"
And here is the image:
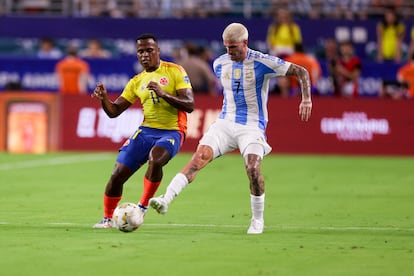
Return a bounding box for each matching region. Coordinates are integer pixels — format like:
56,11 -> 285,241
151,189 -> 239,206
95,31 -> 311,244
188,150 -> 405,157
233,68 -> 242,79
159,76 -> 168,86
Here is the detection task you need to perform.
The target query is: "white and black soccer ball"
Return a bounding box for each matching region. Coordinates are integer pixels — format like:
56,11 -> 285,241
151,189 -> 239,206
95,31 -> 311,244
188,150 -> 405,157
113,202 -> 142,232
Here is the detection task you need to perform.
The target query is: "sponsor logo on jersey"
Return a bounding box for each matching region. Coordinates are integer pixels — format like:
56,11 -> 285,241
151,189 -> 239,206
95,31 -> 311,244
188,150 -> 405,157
223,72 -> 231,80
245,71 -> 253,80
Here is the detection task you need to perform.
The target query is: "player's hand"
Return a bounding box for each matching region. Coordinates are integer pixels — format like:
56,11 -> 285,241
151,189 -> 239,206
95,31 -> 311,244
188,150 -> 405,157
91,82 -> 107,100
147,81 -> 166,98
299,100 -> 312,122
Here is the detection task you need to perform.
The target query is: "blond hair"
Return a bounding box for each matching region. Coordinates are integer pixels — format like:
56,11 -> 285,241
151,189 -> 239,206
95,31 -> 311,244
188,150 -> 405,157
222,23 -> 249,42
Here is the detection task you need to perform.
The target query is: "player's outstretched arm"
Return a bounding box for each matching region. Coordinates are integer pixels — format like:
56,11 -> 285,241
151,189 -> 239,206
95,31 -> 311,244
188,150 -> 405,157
286,64 -> 312,122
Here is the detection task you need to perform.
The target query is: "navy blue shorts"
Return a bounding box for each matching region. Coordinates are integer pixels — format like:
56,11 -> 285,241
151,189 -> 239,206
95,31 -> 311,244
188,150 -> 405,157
116,126 -> 183,171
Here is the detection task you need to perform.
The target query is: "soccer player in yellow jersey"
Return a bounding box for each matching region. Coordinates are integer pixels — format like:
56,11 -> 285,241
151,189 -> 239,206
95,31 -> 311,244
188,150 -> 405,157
92,34 -> 194,229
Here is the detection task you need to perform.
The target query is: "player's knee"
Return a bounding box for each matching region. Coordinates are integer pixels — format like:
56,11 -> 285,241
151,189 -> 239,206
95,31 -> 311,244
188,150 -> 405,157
184,146 -> 213,179
111,163 -> 133,181
147,158 -> 162,168
196,145 -> 213,163
148,147 -> 171,168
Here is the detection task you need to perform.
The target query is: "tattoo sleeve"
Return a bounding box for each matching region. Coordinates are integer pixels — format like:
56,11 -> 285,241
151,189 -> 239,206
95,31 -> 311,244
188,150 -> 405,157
285,64 -> 312,101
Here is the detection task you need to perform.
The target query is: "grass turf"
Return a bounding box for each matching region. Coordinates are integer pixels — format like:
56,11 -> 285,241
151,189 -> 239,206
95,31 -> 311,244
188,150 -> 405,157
0,152 -> 413,275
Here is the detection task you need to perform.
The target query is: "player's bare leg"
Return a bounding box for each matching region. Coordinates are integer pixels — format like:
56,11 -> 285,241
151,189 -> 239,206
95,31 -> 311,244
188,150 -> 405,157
150,145 -> 213,214
245,153 -> 265,234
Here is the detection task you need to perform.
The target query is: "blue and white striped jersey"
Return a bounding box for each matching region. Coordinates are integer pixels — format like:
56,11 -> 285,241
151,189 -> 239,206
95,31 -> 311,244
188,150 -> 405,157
213,48 -> 291,131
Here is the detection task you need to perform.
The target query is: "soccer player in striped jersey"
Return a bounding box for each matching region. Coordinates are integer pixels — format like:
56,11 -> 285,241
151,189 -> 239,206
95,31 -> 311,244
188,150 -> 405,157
150,23 -> 312,234
92,34 -> 194,229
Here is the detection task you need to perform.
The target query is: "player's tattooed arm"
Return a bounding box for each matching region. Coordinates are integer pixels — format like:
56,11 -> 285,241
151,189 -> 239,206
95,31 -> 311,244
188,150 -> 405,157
285,64 -> 312,122
285,64 -> 312,102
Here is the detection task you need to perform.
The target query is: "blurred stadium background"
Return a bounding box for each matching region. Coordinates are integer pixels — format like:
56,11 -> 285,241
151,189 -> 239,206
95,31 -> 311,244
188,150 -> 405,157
0,0 -> 413,155
1,3 -> 414,275
1,0 -> 414,19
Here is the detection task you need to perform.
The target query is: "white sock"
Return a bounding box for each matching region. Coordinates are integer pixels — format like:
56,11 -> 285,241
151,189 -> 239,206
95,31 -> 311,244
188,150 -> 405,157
251,194 -> 265,221
164,173 -> 189,204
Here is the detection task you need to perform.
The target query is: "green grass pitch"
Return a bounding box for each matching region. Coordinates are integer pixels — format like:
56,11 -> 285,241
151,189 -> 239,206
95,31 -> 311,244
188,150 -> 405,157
1,152 -> 413,275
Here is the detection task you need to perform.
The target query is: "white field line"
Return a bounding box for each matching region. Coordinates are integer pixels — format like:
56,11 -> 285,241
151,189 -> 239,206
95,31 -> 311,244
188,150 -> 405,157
1,221 -> 413,232
0,153 -> 114,170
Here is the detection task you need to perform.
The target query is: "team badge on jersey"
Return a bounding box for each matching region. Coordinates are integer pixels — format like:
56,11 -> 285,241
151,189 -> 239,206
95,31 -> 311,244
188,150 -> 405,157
184,75 -> 190,84
233,68 -> 242,79
159,76 -> 168,86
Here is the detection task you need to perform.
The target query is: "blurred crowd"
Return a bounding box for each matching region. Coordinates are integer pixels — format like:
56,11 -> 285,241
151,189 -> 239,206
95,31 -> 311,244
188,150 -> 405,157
1,0 -> 414,19
1,1 -> 414,99
264,5 -> 414,99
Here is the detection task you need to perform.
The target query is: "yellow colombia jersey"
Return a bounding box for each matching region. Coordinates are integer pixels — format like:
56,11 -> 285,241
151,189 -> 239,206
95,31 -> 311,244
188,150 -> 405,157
121,60 -> 192,133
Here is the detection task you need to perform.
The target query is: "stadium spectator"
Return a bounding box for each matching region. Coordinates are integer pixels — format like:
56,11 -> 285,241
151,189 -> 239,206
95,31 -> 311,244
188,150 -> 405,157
396,52 -> 414,99
284,0 -> 315,19
203,0 -> 232,17
74,0 -> 106,16
371,0 -> 403,11
266,8 -> 302,58
351,0 -> 371,20
379,80 -> 408,99
285,43 -> 322,96
171,0 -> 198,18
321,38 -> 341,96
37,38 -> 62,59
177,43 -> 219,96
408,26 -> 414,62
266,8 -> 303,96
19,0 -> 50,13
55,45 -> 90,95
79,39 -> 112,58
168,0 -> 231,18
197,43 -> 214,64
376,6 -> 405,63
128,0 -> 161,17
336,41 -> 362,97
320,0 -> 370,20
149,23 -> 312,234
92,34 -> 194,229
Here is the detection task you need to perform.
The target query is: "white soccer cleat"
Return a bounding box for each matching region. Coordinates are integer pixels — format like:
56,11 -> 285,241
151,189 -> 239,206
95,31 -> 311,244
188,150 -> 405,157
149,195 -> 168,214
93,217 -> 113,229
247,218 -> 264,234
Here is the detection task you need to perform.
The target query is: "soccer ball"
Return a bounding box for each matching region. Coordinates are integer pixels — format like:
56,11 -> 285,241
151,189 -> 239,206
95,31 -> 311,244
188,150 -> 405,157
113,202 -> 142,232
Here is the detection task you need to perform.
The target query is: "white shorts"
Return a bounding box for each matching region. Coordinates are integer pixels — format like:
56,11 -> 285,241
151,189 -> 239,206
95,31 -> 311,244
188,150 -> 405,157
199,119 -> 272,159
